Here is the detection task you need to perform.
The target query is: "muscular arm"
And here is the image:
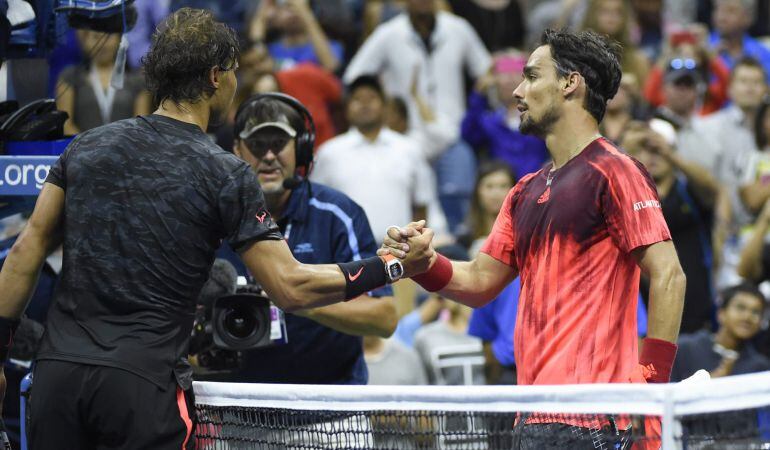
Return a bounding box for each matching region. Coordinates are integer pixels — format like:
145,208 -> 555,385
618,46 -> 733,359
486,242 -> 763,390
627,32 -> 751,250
240,239 -> 349,312
241,230 -> 432,313
633,240 -> 686,343
0,183 -> 65,318
296,295 -> 398,337
437,253 -> 518,308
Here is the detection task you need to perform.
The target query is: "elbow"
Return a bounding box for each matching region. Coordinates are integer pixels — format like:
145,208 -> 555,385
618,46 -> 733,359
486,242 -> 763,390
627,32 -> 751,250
670,263 -> 687,300
266,274 -> 306,313
377,301 -> 399,338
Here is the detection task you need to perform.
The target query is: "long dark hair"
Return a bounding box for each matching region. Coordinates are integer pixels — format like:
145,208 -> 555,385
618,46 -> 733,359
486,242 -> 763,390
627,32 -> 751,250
466,161 -> 516,241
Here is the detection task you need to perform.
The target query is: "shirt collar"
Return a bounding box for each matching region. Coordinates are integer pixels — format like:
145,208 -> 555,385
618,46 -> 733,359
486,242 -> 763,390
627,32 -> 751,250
281,180 -> 311,225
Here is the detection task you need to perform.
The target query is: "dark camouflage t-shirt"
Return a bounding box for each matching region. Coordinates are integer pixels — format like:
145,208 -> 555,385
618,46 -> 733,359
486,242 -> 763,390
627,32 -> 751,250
37,114 -> 282,390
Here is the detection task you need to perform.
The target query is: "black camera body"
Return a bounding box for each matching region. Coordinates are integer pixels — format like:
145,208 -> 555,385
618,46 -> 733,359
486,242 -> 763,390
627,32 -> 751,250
211,293 -> 272,350
190,286 -> 286,372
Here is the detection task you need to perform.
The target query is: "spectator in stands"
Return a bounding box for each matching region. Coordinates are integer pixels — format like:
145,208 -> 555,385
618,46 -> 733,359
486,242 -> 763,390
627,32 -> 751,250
226,94 -> 397,386
630,0 -> 664,61
239,42 -> 342,147
710,0 -> 770,81
56,29 -> 151,135
446,0 -> 526,51
467,279 -> 520,385
737,199 -> 770,283
344,0 -> 492,229
643,27 -> 731,116
248,0 -> 344,72
459,160 -> 516,257
392,290 -> 446,347
414,292 -> 486,385
671,283 -> 770,381
601,73 -> 644,144
312,75 -> 434,242
384,95 -> 451,239
126,0 -> 170,69
462,51 -> 549,181
740,96 -> 770,215
364,335 -> 428,385
581,0 -> 650,85
703,58 -> 766,216
622,120 -> 730,333
361,0 -> 452,40
169,0 -> 254,35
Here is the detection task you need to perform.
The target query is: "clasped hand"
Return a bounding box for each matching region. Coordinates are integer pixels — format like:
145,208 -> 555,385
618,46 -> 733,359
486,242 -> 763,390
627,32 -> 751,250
377,220 -> 436,278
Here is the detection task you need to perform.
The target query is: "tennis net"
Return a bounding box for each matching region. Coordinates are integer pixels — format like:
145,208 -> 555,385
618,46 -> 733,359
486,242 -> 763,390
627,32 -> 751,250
192,370 -> 770,449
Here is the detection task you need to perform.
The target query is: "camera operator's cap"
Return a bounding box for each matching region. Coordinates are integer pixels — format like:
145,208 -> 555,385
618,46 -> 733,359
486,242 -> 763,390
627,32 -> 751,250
238,114 -> 298,140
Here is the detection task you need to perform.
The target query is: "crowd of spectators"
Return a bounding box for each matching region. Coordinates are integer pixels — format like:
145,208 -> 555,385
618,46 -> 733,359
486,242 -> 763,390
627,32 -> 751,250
5,0 -> 770,391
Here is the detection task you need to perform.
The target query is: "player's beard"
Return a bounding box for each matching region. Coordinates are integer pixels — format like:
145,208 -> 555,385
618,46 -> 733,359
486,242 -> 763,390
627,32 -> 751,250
520,103 -> 560,138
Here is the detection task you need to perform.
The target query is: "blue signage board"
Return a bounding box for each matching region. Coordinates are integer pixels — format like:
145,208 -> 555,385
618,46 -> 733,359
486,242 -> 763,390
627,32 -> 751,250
0,156 -> 59,196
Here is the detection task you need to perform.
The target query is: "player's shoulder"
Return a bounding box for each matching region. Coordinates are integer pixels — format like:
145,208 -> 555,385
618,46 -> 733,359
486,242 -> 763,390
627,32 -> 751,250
585,137 -> 649,179
510,170 -> 541,196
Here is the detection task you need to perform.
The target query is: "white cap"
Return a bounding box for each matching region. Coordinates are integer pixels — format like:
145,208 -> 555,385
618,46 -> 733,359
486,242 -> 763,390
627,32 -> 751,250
239,116 -> 297,140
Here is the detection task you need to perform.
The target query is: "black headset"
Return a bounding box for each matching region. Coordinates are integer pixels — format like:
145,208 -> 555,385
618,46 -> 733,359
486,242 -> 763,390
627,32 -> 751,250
234,92 -> 316,179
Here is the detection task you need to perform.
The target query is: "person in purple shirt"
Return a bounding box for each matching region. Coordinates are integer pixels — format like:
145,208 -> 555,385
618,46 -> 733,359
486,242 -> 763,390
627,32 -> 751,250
461,52 -> 549,180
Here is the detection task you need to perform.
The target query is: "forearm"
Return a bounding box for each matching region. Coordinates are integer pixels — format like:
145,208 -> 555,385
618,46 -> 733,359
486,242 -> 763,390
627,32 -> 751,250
645,266 -> 686,343
737,217 -> 769,281
273,263 -> 349,312
305,21 -> 339,72
0,237 -> 48,318
298,295 -> 397,337
439,260 -> 508,308
740,183 -> 770,214
667,153 -> 719,207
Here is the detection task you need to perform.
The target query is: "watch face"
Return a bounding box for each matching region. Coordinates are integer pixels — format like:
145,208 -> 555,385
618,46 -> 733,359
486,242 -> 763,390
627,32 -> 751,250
388,261 -> 404,279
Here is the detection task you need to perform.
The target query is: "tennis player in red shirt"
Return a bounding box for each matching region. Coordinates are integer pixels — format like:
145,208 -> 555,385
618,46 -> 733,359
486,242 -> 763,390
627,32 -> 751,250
381,29 -> 685,450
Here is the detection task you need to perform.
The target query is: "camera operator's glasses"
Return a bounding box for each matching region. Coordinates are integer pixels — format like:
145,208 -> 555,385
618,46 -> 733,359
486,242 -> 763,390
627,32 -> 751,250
244,134 -> 293,159
669,58 -> 697,71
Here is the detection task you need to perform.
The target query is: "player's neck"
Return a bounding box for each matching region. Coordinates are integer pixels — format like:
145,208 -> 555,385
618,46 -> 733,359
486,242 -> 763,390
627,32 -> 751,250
154,100 -> 210,132
545,118 -> 601,169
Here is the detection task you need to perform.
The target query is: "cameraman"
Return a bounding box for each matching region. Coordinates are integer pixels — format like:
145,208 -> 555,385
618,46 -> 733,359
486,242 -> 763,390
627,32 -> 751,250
222,93 -> 398,385
0,9 -> 431,450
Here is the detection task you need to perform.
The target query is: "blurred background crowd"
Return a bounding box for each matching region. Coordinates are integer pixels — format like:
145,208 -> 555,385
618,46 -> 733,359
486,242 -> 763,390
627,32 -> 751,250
3,0 -> 770,401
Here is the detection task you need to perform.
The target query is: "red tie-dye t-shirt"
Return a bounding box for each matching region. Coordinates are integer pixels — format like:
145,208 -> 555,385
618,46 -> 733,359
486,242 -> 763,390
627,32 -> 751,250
480,137 -> 671,387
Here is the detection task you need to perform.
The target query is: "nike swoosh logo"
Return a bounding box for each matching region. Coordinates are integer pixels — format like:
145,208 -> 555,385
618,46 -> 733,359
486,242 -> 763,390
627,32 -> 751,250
256,212 -> 267,223
348,267 -> 364,282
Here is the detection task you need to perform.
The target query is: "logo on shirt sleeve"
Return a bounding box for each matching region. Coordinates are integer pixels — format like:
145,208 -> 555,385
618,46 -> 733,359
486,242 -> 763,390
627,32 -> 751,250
633,200 -> 661,211
256,211 -> 269,223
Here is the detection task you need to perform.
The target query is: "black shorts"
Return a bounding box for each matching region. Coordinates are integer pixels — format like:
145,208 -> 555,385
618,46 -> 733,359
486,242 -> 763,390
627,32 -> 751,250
28,360 -> 195,450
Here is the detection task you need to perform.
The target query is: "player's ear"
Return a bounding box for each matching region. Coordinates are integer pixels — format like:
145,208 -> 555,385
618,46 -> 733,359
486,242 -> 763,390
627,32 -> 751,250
563,72 -> 582,97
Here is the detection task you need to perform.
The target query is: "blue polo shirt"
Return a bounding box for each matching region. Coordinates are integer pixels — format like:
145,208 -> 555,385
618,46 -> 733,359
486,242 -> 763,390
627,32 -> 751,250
222,181 -> 392,385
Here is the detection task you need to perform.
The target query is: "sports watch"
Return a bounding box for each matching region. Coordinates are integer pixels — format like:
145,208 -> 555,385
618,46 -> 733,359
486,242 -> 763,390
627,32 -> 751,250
381,254 -> 404,284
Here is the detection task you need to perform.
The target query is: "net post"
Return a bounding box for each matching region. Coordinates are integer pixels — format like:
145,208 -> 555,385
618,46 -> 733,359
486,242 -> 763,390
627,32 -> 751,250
662,384 -> 677,450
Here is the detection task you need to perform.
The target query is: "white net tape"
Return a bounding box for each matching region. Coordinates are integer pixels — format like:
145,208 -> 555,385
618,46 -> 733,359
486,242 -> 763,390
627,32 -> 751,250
193,370 -> 770,449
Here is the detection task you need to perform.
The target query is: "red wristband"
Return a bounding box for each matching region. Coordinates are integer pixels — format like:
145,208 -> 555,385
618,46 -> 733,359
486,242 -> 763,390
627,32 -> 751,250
412,253 -> 453,292
639,337 -> 678,383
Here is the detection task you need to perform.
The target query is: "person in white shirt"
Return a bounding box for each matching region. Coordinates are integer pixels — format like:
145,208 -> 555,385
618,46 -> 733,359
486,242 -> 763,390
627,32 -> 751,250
312,75 -> 439,242
343,0 -> 492,231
